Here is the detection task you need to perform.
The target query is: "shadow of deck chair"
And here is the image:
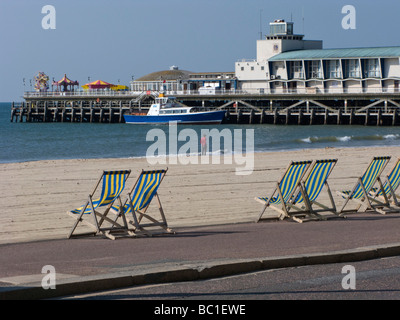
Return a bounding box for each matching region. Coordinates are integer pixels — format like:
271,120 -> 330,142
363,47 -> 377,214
287,159 -> 338,223
67,170 -> 132,240
255,160 -> 312,222
336,156 -> 391,216
369,157 -> 400,212
114,169 -> 174,236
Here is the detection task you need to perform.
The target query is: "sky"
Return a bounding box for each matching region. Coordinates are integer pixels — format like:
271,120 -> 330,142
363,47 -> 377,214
0,0 -> 399,101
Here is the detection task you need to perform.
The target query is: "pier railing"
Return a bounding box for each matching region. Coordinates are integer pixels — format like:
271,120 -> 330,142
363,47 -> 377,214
23,86 -> 400,98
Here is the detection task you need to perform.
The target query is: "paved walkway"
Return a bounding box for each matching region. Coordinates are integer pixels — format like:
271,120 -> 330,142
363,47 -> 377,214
1,213 -> 400,299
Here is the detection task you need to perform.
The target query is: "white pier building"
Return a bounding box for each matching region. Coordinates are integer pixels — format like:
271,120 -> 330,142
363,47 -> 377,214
236,19 -> 400,95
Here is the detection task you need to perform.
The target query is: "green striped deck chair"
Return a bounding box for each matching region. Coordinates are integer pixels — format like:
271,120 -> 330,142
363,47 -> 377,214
255,160 -> 312,222
336,156 -> 391,216
288,159 -> 338,223
113,169 -> 174,236
67,170 -> 132,239
369,157 -> 400,210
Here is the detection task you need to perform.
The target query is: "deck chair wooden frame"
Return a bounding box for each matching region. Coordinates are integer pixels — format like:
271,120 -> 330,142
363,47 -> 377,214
336,156 -> 391,216
115,169 -> 174,236
287,159 -> 338,223
67,170 -> 132,240
255,160 -> 312,222
369,157 -> 400,212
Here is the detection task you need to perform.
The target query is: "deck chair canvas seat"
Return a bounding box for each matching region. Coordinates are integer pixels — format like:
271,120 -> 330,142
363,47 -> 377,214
255,160 -> 312,222
112,169 -> 174,236
67,170 -> 132,240
287,159 -> 338,223
336,156 -> 391,216
369,157 -> 400,212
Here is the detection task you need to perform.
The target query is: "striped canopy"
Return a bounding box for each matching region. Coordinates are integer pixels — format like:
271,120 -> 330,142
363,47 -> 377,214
82,80 -> 113,89
53,74 -> 79,86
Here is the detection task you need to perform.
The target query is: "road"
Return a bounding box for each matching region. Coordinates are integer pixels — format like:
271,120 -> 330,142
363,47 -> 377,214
59,256 -> 400,301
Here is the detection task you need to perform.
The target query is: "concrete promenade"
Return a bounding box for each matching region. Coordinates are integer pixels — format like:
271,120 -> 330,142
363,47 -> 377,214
1,212 -> 400,300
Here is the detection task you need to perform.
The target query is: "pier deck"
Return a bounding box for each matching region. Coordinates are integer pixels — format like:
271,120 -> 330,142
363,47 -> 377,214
10,90 -> 400,125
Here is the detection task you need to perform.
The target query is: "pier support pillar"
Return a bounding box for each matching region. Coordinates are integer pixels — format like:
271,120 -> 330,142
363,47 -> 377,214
377,109 -> 381,126
324,108 -> 328,125
310,108 -> 315,125
10,103 -> 15,122
349,110 -> 354,125
260,109 -> 265,124
44,101 -> 48,122
273,109 -> 278,125
285,109 -> 290,125
393,110 -> 398,126
90,101 -> 94,123
365,109 -> 370,126
119,101 -> 123,123
27,102 -> 32,122
54,108 -> 58,122
236,109 -> 242,124
298,108 -> 302,125
80,101 -> 84,123
249,109 -> 254,124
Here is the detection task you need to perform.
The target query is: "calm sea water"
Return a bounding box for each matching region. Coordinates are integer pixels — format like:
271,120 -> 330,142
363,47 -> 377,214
1,102 -> 399,163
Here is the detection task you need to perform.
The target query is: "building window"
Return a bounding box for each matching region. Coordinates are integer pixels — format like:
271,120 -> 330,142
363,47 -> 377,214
327,60 -> 341,79
343,59 -> 361,78
364,59 -> 380,78
289,61 -> 304,79
307,60 -> 322,79
251,66 -> 254,71
261,66 -> 264,71
241,67 -> 244,71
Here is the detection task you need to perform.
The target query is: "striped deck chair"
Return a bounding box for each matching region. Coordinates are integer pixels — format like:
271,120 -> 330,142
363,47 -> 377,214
369,157 -> 400,211
67,170 -> 132,240
288,159 -> 338,223
255,160 -> 312,222
336,156 -> 391,216
113,169 -> 174,236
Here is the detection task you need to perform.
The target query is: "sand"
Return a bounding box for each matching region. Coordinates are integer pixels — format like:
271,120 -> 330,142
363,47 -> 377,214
1,146 -> 399,245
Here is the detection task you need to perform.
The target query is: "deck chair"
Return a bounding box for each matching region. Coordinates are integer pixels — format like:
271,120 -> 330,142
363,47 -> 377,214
336,156 -> 391,216
67,170 -> 132,240
288,159 -> 338,223
255,160 -> 312,222
369,157 -> 400,211
113,169 -> 174,236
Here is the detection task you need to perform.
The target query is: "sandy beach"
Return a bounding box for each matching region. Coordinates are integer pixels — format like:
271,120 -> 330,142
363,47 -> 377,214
1,146 -> 399,245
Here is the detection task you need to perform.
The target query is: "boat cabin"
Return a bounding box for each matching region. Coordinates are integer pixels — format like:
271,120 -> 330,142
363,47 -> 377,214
147,96 -> 192,115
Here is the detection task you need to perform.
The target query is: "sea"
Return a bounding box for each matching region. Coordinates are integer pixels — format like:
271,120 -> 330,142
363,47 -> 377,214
1,102 -> 399,164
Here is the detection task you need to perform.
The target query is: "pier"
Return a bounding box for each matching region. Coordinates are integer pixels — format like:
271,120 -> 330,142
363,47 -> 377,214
11,89 -> 400,125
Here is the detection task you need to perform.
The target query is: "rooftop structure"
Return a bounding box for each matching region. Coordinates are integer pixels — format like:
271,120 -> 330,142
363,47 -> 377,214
130,67 -> 237,94
236,19 -> 400,94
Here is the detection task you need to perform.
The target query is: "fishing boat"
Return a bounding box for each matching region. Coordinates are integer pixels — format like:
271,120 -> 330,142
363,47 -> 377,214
124,95 -> 225,124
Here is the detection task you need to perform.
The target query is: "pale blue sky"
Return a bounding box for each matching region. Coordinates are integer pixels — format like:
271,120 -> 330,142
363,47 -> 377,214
0,0 -> 399,101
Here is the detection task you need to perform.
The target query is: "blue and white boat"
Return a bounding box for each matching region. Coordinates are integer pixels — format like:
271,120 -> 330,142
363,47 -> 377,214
124,95 -> 225,124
